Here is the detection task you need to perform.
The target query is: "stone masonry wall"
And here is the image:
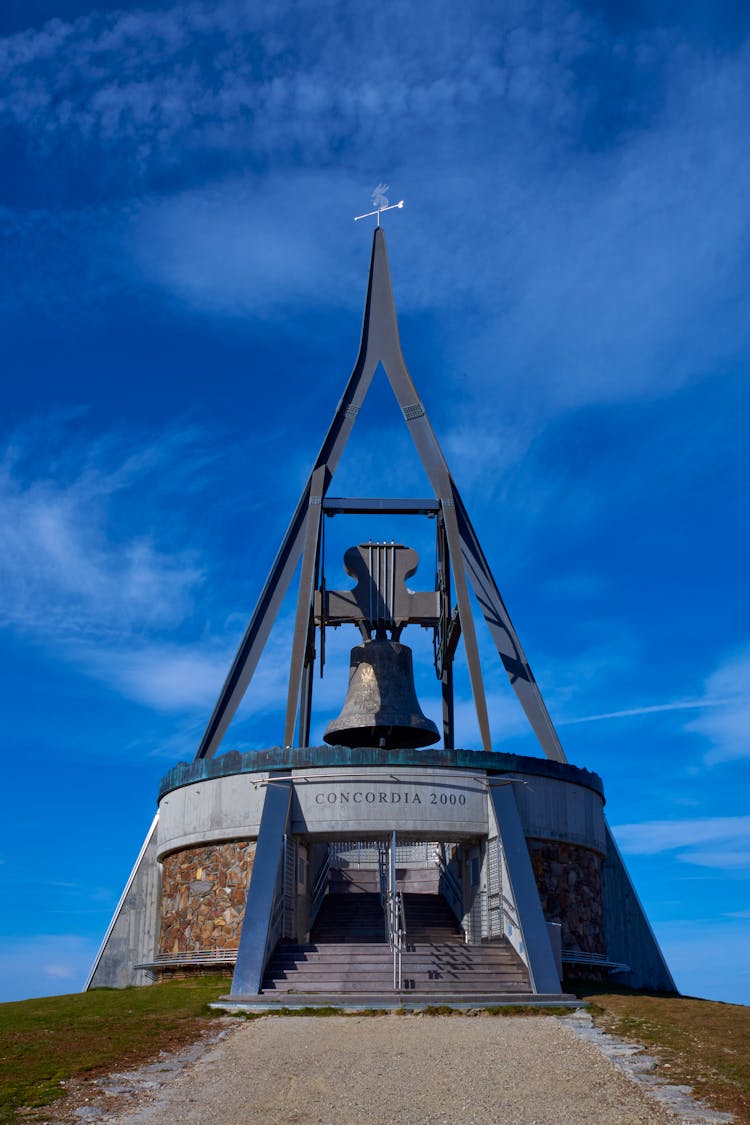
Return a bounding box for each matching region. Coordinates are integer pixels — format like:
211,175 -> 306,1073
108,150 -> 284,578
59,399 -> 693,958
527,838 -> 605,955
159,840 -> 256,954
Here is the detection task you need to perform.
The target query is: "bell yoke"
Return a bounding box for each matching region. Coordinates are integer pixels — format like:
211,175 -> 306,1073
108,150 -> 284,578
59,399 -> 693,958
322,541 -> 440,750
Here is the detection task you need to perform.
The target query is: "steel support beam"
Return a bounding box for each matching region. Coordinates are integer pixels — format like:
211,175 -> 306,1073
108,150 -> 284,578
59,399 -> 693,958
285,465 -> 326,746
322,497 -> 440,516
193,488 -> 310,759
452,487 -> 567,763
194,234 -> 386,760
488,783 -> 562,995
230,779 -> 292,997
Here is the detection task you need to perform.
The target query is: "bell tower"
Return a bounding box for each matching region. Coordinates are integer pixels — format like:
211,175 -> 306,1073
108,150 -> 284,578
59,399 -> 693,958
85,227 -> 676,1007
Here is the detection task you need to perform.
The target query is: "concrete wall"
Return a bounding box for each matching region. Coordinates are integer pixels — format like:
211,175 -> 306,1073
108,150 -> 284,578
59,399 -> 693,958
290,767 -> 488,838
86,817 -> 161,989
158,767 -> 490,852
158,766 -> 607,851
602,823 -> 676,992
511,775 -> 606,854
158,773 -> 267,856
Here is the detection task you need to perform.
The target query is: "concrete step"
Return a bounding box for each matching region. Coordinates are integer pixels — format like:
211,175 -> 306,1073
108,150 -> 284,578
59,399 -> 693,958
276,939 -> 521,952
264,979 -> 533,994
266,977 -> 531,991
404,933 -> 464,944
217,993 -> 580,1013
262,938 -> 532,996
312,893 -> 386,943
268,956 -> 529,973
267,964 -> 530,979
313,889 -> 462,946
273,942 -> 525,961
271,952 -> 525,971
270,960 -> 526,976
401,893 -> 463,943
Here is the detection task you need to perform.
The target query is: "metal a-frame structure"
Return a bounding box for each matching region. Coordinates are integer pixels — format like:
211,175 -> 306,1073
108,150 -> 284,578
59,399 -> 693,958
86,225 -> 677,1000
194,227 -> 566,763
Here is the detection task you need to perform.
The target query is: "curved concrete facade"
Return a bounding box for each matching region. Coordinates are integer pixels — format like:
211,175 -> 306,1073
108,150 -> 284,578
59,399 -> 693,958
156,747 -> 606,859
512,774 -> 606,854
158,773 -> 268,856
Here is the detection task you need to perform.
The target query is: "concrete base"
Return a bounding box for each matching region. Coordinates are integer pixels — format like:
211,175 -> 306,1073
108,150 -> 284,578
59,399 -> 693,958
85,745 -> 676,996
211,993 -> 583,1013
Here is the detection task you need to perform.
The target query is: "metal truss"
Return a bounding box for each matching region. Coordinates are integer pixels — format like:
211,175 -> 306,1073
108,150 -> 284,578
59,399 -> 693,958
194,228 -> 566,764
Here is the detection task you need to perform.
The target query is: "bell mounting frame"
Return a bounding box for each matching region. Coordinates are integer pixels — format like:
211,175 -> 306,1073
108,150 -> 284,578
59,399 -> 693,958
193,228 -> 566,764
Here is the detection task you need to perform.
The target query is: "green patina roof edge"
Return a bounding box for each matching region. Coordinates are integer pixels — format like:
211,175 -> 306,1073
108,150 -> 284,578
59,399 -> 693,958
157,746 -> 604,802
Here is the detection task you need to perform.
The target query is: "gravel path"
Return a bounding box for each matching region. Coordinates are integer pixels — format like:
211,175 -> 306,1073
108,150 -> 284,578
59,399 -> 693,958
105,1014 -> 682,1125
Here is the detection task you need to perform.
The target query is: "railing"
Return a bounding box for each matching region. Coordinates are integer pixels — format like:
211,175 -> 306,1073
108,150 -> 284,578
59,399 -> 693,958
465,888 -> 486,943
378,831 -> 407,990
435,843 -> 465,938
135,949 -> 237,970
562,950 -> 631,973
309,846 -> 333,925
333,840 -> 436,869
268,873 -> 285,954
387,890 -> 406,990
377,841 -> 389,913
488,835 -> 527,965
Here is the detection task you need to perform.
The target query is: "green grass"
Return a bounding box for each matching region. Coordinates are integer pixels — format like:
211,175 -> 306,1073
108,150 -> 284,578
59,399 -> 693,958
0,976 -> 229,1124
417,1003 -> 568,1017
578,987 -> 750,1122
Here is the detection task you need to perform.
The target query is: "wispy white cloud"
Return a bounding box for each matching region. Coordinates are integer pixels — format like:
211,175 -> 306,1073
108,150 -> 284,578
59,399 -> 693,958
2,0 -> 749,454
0,1 -> 587,180
560,698 -> 732,725
0,417 -> 252,720
80,640 -> 231,711
44,963 -> 77,979
133,172 -> 372,314
612,816 -> 750,870
0,934 -> 97,1001
0,419 -> 204,639
554,646 -> 750,771
685,649 -> 750,765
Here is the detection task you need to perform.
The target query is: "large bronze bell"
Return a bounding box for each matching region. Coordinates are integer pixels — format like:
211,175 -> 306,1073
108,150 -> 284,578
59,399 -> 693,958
323,638 -> 440,749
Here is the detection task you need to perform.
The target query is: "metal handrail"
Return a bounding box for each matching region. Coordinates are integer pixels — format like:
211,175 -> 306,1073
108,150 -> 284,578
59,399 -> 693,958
135,949 -> 237,969
384,887 -> 406,990
562,950 -> 631,972
382,831 -> 406,990
394,890 -> 406,990
377,842 -> 389,911
309,846 -> 333,924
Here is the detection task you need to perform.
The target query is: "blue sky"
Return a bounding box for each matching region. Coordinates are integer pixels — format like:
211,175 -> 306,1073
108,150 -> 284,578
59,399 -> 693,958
1,0 -> 748,1006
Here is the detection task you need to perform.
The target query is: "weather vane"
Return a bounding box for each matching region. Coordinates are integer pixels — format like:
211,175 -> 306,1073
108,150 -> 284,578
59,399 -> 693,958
355,183 -> 405,227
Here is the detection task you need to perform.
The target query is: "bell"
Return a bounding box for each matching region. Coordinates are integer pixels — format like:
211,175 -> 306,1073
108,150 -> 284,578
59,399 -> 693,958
324,638 -> 440,749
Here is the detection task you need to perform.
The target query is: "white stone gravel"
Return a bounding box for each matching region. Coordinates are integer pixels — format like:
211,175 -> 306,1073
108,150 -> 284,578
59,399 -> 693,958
98,1014 -> 693,1125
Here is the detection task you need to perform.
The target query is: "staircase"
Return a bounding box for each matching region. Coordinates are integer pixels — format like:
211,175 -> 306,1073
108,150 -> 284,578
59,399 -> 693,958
262,936 -> 531,996
261,887 -> 533,998
400,891 -> 463,943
